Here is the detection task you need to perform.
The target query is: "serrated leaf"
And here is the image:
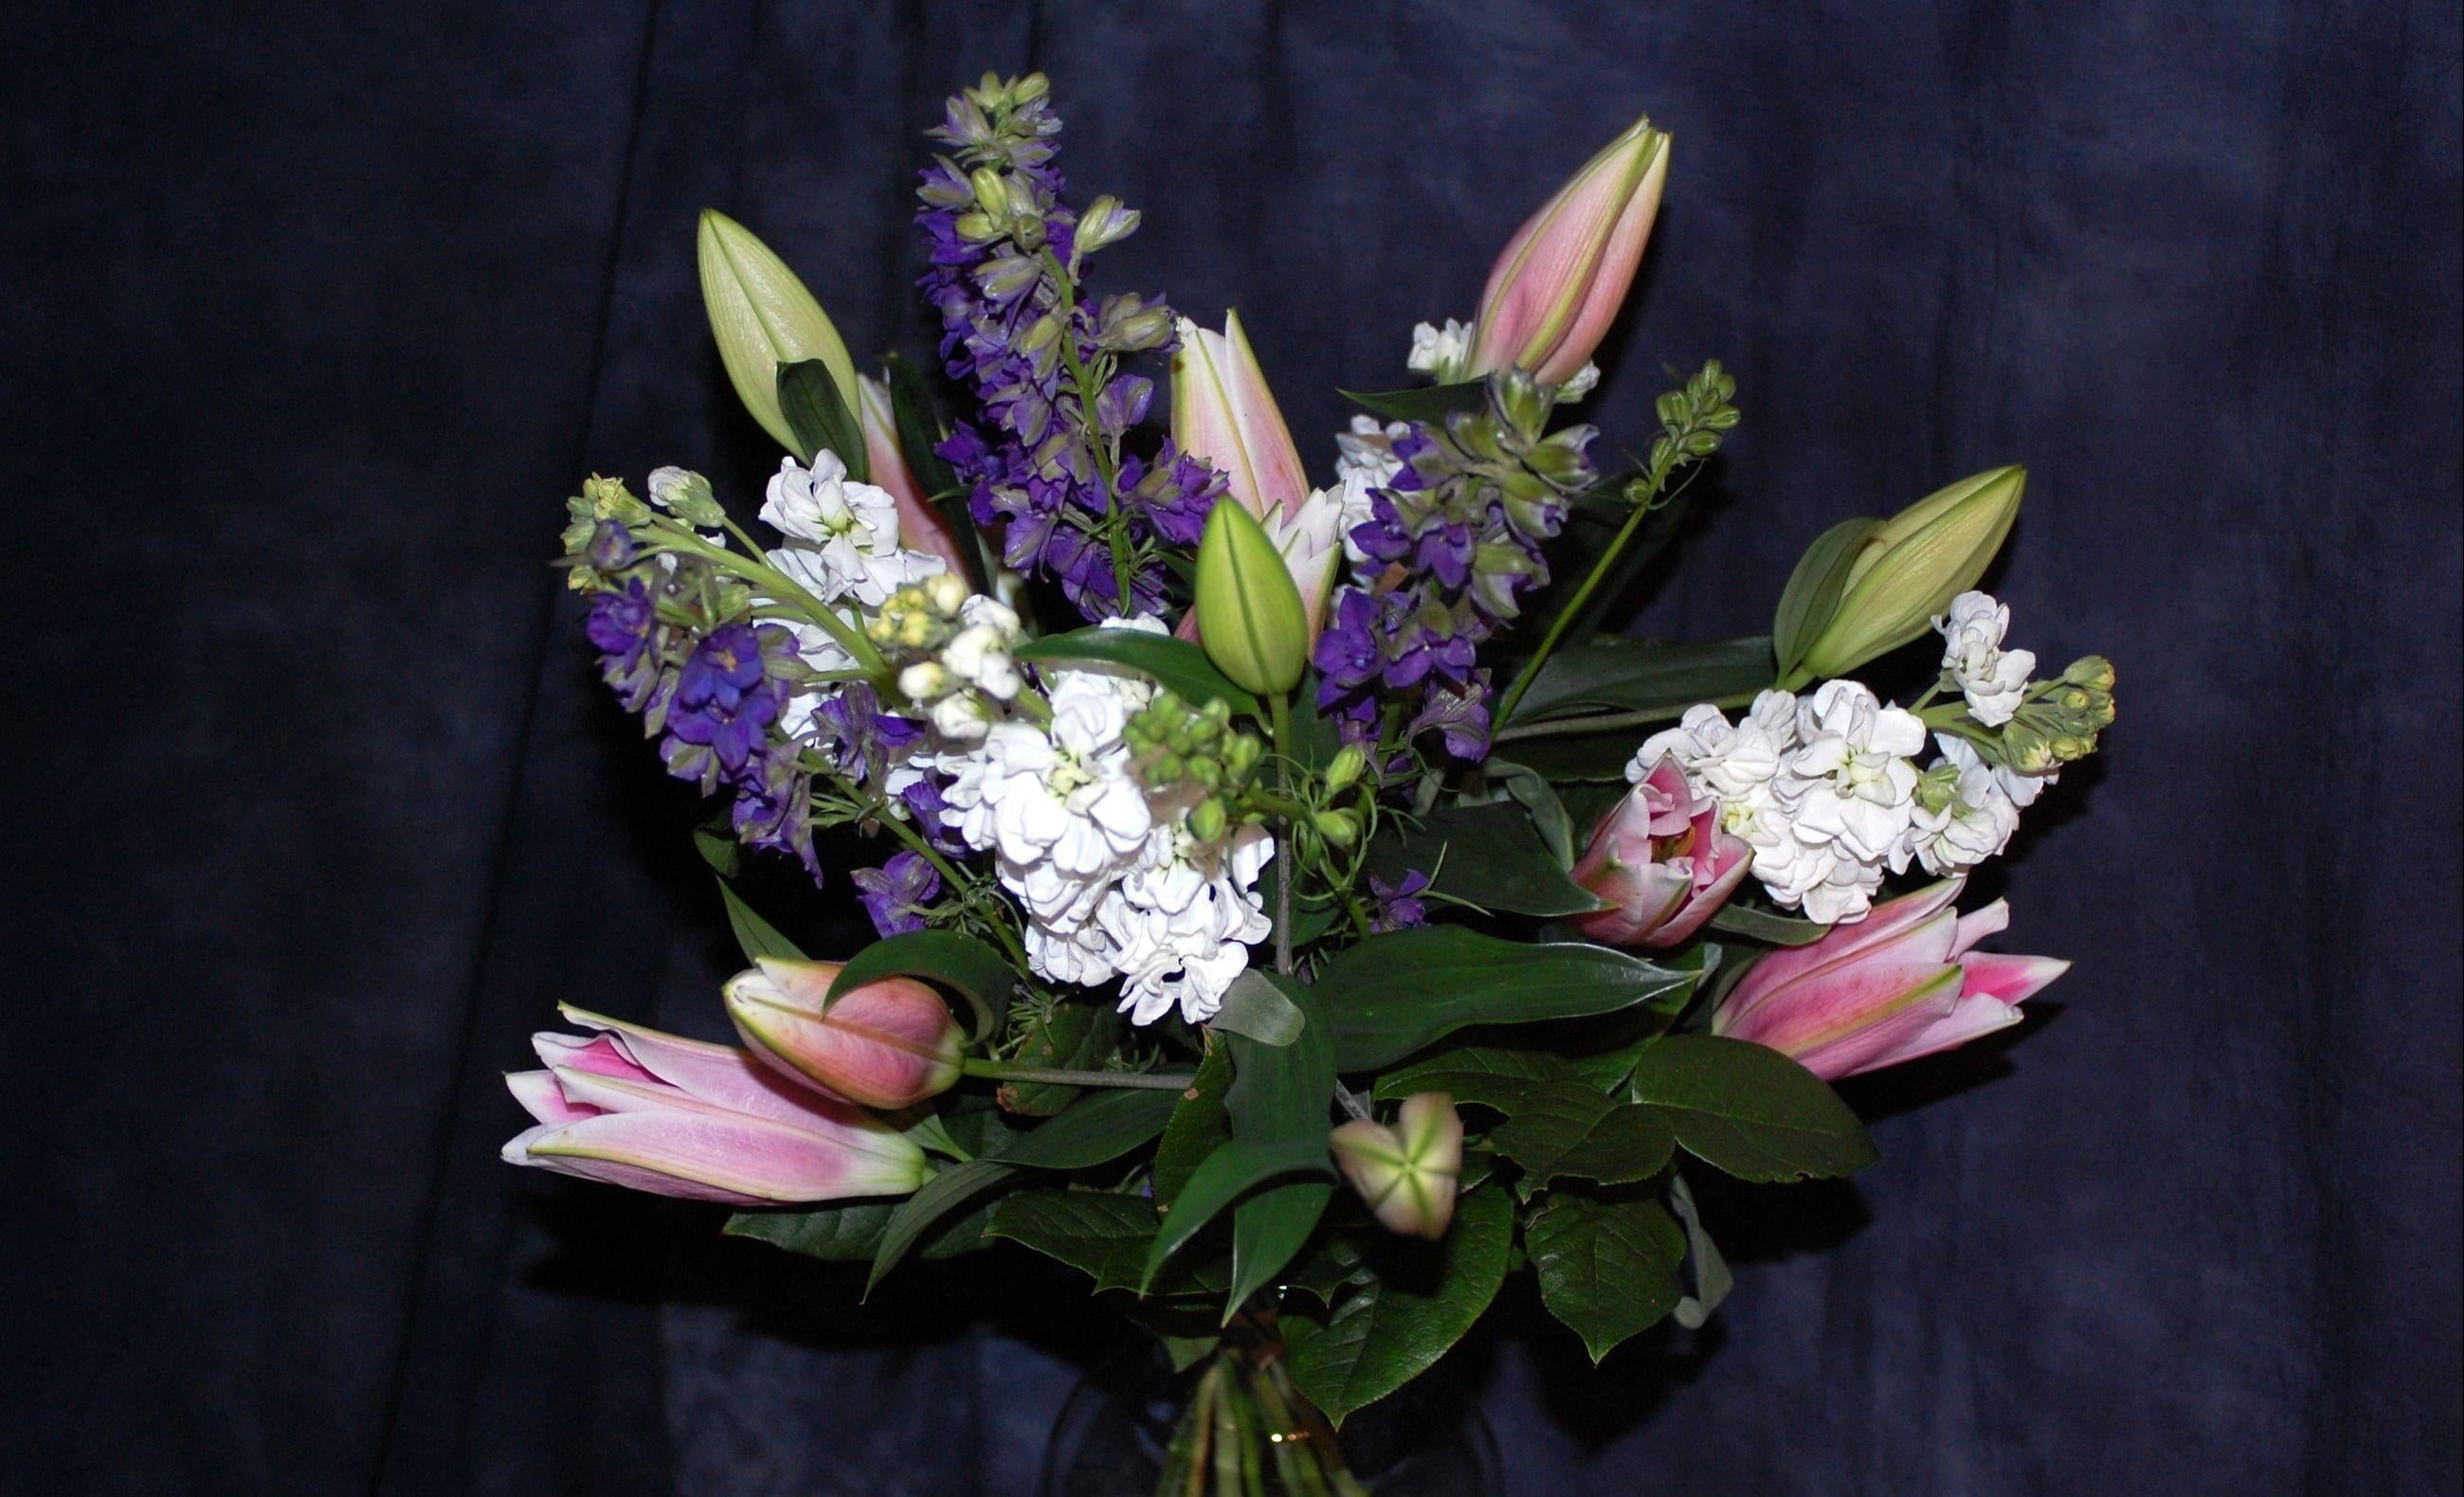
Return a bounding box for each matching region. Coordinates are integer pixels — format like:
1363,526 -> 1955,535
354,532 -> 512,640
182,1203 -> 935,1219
1505,636 -> 1776,728
777,358 -> 867,481
717,879 -> 806,963
1628,1035 -> 1878,1181
1339,381 -> 1489,424
1315,929 -> 1701,1072
1666,1173 -> 1732,1329
1015,628 -> 1260,717
1152,1040 -> 1234,1205
998,1001 -> 1118,1115
1284,1186 -> 1513,1424
1222,976 -> 1338,1314
1489,1083 -> 1676,1188
1364,801 -> 1604,919
986,1189 -> 1159,1292
1771,516 -> 1880,676
830,929 -> 1014,1040
1527,1192 -> 1687,1362
1138,1138 -> 1332,1292
1210,969 -> 1305,1046
1707,902 -> 1832,946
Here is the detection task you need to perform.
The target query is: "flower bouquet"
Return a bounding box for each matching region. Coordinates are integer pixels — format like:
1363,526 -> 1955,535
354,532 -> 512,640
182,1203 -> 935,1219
507,71 -> 2116,1493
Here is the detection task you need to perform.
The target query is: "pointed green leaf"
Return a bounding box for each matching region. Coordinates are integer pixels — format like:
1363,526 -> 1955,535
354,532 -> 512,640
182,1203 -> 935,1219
1628,1035 -> 1878,1181
866,1160 -> 1017,1293
1316,929 -> 1701,1071
725,1195 -> 993,1263
1364,800 -> 1605,919
1489,1083 -> 1676,1188
1339,382 -> 1488,424
1284,1186 -> 1513,1424
1504,635 -> 1777,728
996,1000 -> 1118,1115
1138,1138 -> 1332,1292
1000,1086 -> 1182,1169
1152,1041 -> 1235,1206
777,357 -> 868,480
985,1189 -> 1160,1292
1706,902 -> 1833,946
1222,976 -> 1339,1314
1527,1192 -> 1687,1362
1015,628 -> 1261,717
716,879 -> 806,964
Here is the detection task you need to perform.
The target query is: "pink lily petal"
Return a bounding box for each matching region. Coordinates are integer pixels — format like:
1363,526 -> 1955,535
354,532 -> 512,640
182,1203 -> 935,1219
505,1069 -> 600,1126
725,960 -> 965,1111
1640,831 -> 1755,948
1960,953 -> 2071,1005
1948,899 -> 2011,958
1730,879 -> 1966,1002
503,1108 -> 926,1206
1869,991 -> 2032,1074
857,374 -> 970,578
558,1003 -> 869,1129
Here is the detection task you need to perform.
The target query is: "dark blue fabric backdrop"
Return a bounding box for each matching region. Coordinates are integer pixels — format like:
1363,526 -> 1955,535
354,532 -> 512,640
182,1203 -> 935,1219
5,2 -> 2457,1493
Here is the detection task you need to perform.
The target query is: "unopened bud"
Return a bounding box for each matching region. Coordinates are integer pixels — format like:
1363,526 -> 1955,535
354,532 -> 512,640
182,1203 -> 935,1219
1797,466 -> 2025,678
696,211 -> 856,456
968,167 -> 1013,218
1187,797 -> 1229,844
1330,1092 -> 1464,1240
1194,499 -> 1310,695
1313,809 -> 1360,848
1325,745 -> 1367,792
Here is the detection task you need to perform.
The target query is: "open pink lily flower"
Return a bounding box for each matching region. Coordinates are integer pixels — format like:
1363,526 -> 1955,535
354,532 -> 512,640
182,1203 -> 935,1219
857,372 -> 971,579
501,1006 -> 930,1205
1712,879 -> 2069,1081
1566,754 -> 1751,947
1466,116 -> 1670,387
723,957 -> 966,1110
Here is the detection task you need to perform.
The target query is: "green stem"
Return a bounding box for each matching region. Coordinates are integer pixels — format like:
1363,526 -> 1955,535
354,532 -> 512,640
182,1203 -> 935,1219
875,812 -> 1030,970
1488,686 -> 1763,746
1493,498 -> 1653,727
957,1059 -> 1196,1090
655,531 -> 888,676
1270,694 -> 1295,976
1039,249 -> 1138,614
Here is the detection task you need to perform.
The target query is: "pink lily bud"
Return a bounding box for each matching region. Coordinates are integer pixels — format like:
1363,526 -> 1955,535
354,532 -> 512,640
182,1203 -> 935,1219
1467,116 -> 1670,387
1171,311 -> 1310,521
1711,880 -> 2070,1081
1566,754 -> 1752,947
500,1006 -> 930,1204
723,957 -> 966,1110
1331,1091 -> 1465,1239
856,373 -> 971,579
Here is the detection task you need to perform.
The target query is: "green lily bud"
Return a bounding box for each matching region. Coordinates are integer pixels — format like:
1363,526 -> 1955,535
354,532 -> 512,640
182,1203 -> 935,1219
1330,1093 -> 1465,1240
1194,498 -> 1310,695
697,209 -> 857,455
1797,466 -> 2026,679
1324,745 -> 1367,792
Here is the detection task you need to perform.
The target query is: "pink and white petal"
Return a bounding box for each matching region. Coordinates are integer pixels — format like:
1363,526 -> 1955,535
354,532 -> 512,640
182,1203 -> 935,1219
1790,967 -> 1968,1081
1961,952 -> 2071,1004
1726,879 -> 1966,1001
562,1003 -> 864,1128
1725,960 -> 1964,1065
533,1030 -> 661,1085
507,1109 -> 926,1205
1642,839 -> 1755,948
1870,992 -> 2031,1073
1948,899 -> 2012,958
504,1069 -> 600,1126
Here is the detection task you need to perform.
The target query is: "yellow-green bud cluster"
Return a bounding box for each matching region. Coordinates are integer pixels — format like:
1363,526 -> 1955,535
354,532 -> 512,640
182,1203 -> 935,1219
1998,657 -> 2118,771
1126,693 -> 1265,842
867,573 -> 973,656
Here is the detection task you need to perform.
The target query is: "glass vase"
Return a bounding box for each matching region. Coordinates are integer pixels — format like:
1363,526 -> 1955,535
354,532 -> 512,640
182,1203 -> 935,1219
1037,1321 -> 1499,1496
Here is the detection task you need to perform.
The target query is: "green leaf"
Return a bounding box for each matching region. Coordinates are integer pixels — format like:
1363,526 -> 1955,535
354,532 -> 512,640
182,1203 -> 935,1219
1666,1173 -> 1733,1329
1339,381 -> 1489,424
996,1000 -> 1119,1115
1370,1044 -> 1586,1110
693,822 -> 742,878
866,1159 -> 1016,1293
1152,1040 -> 1234,1206
1315,929 -> 1703,1072
717,879 -> 806,964
1707,902 -> 1833,946
1504,636 -> 1777,728
1771,516 -> 1880,677
725,1195 -> 993,1262
777,358 -> 868,482
1015,628 -> 1260,717
829,929 -> 1015,1041
1279,1232 -> 1371,1304
1488,760 -> 1577,868
865,1090 -> 1178,1293
1209,969 -> 1305,1046
1627,1035 -> 1878,1181
986,1189 -> 1160,1292
1000,1086 -> 1182,1170
1364,801 -> 1604,920
1284,1186 -> 1513,1424
1526,1192 -> 1687,1362
1223,976 -> 1339,1314
1138,1138 -> 1332,1292
882,351 -> 988,590
1488,1082 -> 1676,1188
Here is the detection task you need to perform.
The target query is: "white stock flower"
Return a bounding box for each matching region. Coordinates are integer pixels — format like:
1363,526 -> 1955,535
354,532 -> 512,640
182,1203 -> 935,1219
1906,734 -> 2021,875
1934,590 -> 2036,727
763,449 -> 945,609
1405,318 -> 1473,378
1104,825 -> 1275,1025
1334,415 -> 1409,488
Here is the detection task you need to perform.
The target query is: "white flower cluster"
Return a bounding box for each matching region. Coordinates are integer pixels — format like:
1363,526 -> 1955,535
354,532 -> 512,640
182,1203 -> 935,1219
880,574 -> 1025,744
938,619 -> 1274,1025
1405,318 -> 1473,379
1935,590 -> 2035,726
1640,670 -> 2053,926
1334,416 -> 1409,570
763,449 -> 946,610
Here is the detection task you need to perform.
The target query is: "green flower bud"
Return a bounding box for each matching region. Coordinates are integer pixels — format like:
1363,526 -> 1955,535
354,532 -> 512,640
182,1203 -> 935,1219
1324,745 -> 1368,792
1194,498 -> 1310,695
1222,733 -> 1263,778
968,166 -> 1013,218
645,467 -> 725,531
2062,655 -> 2117,692
1187,797 -> 1229,844
696,209 -> 857,456
1798,465 -> 2025,678
1313,809 -> 1360,848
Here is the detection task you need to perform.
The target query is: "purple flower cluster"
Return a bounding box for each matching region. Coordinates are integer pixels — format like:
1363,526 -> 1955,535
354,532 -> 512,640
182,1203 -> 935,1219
915,77 -> 1219,620
1313,395 -> 1596,758
853,851 -> 943,938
